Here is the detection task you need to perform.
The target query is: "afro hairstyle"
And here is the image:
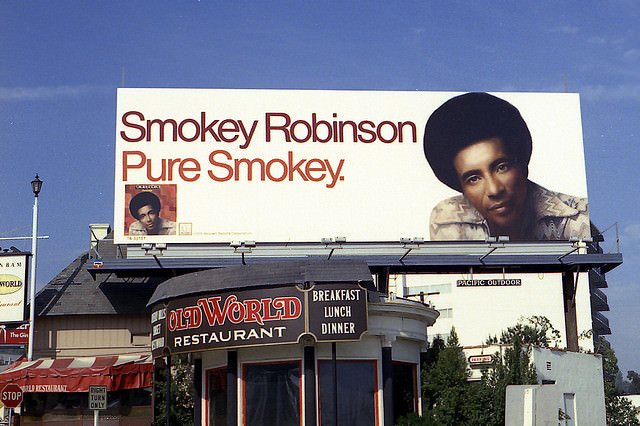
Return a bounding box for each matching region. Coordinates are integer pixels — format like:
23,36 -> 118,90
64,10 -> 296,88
423,92 -> 532,192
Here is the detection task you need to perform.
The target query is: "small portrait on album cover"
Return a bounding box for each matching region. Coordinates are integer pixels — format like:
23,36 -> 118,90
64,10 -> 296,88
124,184 -> 177,236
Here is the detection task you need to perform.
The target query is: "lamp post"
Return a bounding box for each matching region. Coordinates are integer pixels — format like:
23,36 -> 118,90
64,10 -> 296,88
27,174 -> 42,361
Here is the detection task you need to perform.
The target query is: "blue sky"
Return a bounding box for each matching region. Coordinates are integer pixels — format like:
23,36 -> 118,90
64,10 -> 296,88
2,1 -> 639,373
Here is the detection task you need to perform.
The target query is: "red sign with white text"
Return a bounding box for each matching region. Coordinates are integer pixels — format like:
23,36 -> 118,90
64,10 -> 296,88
0,324 -> 29,344
0,384 -> 23,408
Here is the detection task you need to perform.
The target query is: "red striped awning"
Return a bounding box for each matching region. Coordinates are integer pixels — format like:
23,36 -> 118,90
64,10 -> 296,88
0,355 -> 153,393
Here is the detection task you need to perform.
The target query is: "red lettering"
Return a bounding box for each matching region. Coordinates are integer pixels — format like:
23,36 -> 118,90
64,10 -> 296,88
266,158 -> 287,182
122,151 -> 146,181
121,111 -> 146,142
198,296 -> 233,326
227,300 -> 245,324
178,158 -> 201,182
167,310 -> 178,331
261,298 -> 281,321
312,113 -> 332,142
288,151 -> 309,182
244,299 -> 264,325
218,119 -> 239,142
200,112 -> 220,141
147,118 -> 178,142
377,121 -> 397,143
183,306 -> 202,328
234,157 -> 266,181
178,118 -> 200,142
265,112 -> 291,142
290,119 -> 311,142
305,159 -> 326,182
357,121 -> 376,143
174,308 -> 187,330
208,150 -> 234,182
274,297 -> 302,319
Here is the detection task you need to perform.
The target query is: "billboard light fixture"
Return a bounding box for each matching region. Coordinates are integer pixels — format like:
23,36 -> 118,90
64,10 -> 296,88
321,238 -> 334,245
141,243 -> 153,250
244,240 -> 256,248
335,236 -> 346,243
497,236 -> 510,242
230,241 -> 242,248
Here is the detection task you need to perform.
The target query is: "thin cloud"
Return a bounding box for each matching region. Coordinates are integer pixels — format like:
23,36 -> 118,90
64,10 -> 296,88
0,85 -> 111,101
580,84 -> 640,102
550,25 -> 580,35
624,49 -> 640,62
623,222 -> 640,242
587,36 -> 607,45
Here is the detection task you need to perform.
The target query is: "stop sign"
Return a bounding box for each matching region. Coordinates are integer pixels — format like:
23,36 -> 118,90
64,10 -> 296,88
0,384 -> 23,408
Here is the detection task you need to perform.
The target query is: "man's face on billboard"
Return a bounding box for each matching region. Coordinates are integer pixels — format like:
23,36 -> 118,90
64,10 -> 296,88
453,138 -> 528,237
137,204 -> 159,233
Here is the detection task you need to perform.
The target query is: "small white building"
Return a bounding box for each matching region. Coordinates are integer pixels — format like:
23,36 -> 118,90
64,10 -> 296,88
504,348 -> 606,425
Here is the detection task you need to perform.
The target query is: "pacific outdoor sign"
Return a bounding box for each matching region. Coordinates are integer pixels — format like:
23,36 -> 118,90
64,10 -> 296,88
457,279 -> 522,287
0,254 -> 28,323
115,89 -> 590,244
151,283 -> 367,357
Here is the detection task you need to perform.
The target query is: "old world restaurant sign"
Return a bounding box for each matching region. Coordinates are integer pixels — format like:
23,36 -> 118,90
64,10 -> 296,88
151,283 -> 367,357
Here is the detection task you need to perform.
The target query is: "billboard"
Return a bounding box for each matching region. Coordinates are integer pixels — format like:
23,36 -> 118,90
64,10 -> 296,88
115,89 -> 590,244
0,254 -> 28,323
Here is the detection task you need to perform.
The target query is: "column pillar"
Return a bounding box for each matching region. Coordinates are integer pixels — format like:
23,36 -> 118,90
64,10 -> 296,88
226,351 -> 238,426
304,345 -> 317,425
382,335 -> 395,426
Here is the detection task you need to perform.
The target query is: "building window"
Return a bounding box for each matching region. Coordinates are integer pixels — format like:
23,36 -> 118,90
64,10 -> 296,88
407,283 -> 452,295
318,360 -> 377,426
562,393 -> 576,425
243,361 -> 301,426
207,367 -> 227,425
437,308 -> 453,319
393,362 -> 417,422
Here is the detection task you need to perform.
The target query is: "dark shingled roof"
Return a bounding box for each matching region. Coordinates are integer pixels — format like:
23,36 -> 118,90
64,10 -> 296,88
148,259 -> 374,306
35,233 -> 160,316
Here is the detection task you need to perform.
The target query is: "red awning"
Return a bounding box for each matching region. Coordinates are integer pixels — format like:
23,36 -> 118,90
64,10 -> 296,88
0,355 -> 153,393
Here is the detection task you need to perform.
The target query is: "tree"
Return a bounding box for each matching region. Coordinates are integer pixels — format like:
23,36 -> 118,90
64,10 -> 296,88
597,338 -> 640,425
627,371 -> 640,395
486,315 -> 560,348
153,354 -> 195,426
478,335 -> 538,425
421,329 -> 472,425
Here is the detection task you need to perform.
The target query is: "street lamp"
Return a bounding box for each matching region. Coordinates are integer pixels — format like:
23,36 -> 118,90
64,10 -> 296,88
27,174 -> 42,361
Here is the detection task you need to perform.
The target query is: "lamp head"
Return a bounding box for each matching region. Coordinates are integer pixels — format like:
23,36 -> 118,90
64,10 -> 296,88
31,174 -> 43,197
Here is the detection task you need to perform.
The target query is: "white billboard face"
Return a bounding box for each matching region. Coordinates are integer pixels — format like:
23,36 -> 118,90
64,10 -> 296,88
393,272 -> 594,352
0,254 -> 28,322
114,89 -> 589,244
